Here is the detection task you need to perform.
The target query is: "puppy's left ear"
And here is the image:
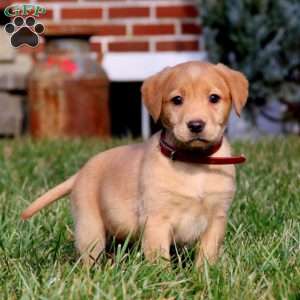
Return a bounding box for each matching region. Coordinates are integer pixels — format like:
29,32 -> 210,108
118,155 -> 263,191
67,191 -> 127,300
214,63 -> 249,116
141,67 -> 171,122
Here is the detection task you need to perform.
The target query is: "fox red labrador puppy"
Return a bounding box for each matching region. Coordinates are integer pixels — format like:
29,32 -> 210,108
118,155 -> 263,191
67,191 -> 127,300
22,61 -> 248,267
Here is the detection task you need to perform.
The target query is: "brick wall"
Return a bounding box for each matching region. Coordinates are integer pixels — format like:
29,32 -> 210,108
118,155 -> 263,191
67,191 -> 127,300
10,0 -> 202,54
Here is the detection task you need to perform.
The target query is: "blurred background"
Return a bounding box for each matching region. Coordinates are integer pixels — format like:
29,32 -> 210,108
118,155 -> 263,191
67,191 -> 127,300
0,0 -> 299,140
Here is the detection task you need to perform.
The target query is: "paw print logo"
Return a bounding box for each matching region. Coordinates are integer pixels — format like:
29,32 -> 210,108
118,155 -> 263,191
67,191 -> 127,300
4,16 -> 44,48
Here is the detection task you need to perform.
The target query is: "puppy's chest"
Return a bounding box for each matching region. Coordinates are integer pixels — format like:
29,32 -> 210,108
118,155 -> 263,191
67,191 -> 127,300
148,165 -> 235,243
168,194 -> 207,244
162,172 -> 209,243
160,167 -> 228,205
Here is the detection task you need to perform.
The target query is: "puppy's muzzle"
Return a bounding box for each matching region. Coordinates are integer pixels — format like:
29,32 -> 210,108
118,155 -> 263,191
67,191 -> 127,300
187,120 -> 206,133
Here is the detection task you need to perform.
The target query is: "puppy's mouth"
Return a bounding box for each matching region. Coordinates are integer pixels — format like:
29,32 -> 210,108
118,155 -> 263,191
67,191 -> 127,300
186,137 -> 212,150
188,137 -> 210,144
180,136 -> 214,150
172,128 -> 216,149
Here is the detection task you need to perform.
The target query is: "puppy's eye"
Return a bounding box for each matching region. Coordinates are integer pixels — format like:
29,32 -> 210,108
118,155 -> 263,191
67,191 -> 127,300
209,94 -> 221,104
171,96 -> 183,106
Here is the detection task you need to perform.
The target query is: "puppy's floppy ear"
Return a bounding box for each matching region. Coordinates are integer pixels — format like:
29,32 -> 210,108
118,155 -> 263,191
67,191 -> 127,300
141,67 -> 171,122
214,63 -> 249,116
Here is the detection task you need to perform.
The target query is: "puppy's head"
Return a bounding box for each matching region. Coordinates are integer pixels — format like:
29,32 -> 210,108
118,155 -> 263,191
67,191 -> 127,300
141,61 -> 248,149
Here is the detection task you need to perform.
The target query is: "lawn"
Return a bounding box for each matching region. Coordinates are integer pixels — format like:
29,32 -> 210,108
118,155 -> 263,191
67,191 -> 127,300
0,136 -> 299,299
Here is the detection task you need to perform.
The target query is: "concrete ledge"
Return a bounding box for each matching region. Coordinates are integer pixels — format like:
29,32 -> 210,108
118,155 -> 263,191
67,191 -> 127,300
102,51 -> 206,81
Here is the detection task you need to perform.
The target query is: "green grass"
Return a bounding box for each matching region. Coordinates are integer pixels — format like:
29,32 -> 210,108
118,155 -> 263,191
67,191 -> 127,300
0,136 -> 299,299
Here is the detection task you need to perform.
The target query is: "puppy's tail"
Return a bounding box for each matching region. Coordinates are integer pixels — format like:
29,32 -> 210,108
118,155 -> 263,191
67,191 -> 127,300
21,174 -> 78,220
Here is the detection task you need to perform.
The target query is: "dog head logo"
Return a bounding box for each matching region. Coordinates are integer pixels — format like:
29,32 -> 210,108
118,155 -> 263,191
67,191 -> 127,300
3,4 -> 46,48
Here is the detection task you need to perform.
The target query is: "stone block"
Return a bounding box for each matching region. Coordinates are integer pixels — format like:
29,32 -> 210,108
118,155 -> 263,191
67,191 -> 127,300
0,92 -> 23,136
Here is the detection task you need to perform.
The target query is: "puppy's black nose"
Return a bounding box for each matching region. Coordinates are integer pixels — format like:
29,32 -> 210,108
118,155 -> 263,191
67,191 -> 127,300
187,120 -> 206,133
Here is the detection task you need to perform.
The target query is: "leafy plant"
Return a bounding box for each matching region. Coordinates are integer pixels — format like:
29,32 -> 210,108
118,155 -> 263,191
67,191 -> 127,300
198,0 -> 300,112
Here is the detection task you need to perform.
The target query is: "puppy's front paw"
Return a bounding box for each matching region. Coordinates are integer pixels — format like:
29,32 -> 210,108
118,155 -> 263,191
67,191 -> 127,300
195,252 -> 218,270
195,255 -> 205,270
80,254 -> 101,268
144,248 -> 170,265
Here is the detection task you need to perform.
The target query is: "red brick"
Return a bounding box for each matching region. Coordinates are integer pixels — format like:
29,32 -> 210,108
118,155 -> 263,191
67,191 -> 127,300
62,8 -> 102,19
97,25 -> 126,35
0,0 -> 32,8
181,23 -> 202,34
90,42 -> 102,52
109,7 -> 149,18
38,9 -> 53,19
156,5 -> 198,18
37,0 -> 77,2
45,24 -> 126,36
108,41 -> 149,52
0,0 -> 9,7
133,24 -> 174,35
156,40 -> 199,51
82,0 -> 125,1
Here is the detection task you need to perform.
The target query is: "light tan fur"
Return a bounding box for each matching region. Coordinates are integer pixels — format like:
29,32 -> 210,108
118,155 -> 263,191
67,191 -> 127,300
21,61 -> 248,267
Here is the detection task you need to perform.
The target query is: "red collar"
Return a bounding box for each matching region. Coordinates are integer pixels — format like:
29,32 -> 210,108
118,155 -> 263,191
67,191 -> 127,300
159,130 -> 246,165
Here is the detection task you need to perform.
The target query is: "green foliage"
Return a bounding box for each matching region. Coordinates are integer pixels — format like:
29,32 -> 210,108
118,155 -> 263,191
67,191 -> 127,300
0,137 -> 300,299
199,0 -> 300,108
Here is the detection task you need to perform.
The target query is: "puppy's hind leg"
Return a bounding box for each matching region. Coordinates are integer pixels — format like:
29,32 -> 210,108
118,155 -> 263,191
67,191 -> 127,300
71,183 -> 106,266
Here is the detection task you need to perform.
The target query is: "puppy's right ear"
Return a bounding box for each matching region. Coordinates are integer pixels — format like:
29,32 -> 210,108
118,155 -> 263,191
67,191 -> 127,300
141,67 -> 171,122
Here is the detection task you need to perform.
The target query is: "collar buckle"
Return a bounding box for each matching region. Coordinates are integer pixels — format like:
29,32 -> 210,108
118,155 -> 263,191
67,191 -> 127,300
170,150 -> 176,160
